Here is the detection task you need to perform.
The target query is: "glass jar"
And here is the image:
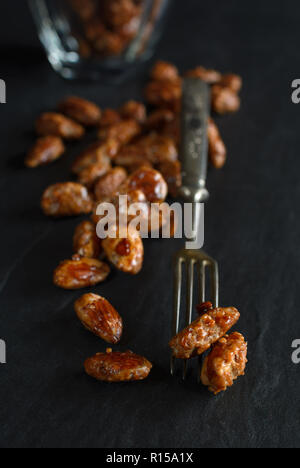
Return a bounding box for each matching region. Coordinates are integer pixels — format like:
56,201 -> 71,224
28,0 -> 170,81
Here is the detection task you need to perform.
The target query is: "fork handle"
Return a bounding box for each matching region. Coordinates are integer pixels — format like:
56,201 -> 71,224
179,78 -> 210,203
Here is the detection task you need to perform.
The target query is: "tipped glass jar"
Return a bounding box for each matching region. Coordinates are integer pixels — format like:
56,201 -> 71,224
29,0 -> 170,81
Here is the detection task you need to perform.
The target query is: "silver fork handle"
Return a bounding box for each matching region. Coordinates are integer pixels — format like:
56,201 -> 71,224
179,78 -> 210,204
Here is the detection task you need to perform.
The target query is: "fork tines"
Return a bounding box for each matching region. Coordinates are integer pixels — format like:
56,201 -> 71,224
171,249 -> 219,380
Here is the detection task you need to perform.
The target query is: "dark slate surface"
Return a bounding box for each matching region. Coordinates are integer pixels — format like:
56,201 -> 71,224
0,0 -> 300,449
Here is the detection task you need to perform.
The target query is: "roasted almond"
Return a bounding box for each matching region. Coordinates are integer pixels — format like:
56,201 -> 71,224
53,255 -> 110,289
25,136 -> 65,168
102,226 -> 144,275
41,182 -> 93,217
126,167 -> 168,203
75,293 -> 122,344
84,349 -> 152,382
59,96 -> 101,126
94,167 -> 127,201
73,220 -> 102,258
36,112 -> 85,139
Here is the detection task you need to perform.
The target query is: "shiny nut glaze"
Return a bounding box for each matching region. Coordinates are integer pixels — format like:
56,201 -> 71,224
217,73 -> 243,93
73,220 -> 102,258
117,14 -> 141,42
53,255 -> 110,289
98,108 -> 122,128
119,100 -> 146,124
145,79 -> 182,112
115,133 -> 178,166
84,18 -> 107,42
144,109 -> 176,132
169,307 -> 240,359
41,182 -> 93,217
184,66 -> 222,84
84,349 -> 152,382
75,293 -> 123,344
25,136 -> 65,168
196,301 -> 213,315
93,30 -> 125,56
58,96 -> 102,127
114,146 -> 150,169
102,226 -> 144,275
77,155 -> 112,188
72,141 -> 118,175
98,119 -> 141,147
103,0 -> 141,29
126,160 -> 153,174
157,160 -> 182,198
137,133 -> 178,164
76,0 -> 142,58
68,0 -> 97,21
126,167 -> 168,203
94,167 -> 127,201
161,116 -> 181,148
207,117 -> 227,169
36,112 -> 85,140
201,332 -> 248,395
211,85 -> 241,115
150,60 -> 179,82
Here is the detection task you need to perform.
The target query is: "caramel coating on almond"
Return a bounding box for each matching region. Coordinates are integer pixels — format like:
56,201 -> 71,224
157,160 -> 182,198
217,73 -> 242,93
59,96 -> 101,126
208,118 -> 227,169
36,112 -> 85,140
68,0 -> 97,21
150,60 -> 179,82
212,85 -> 241,114
184,66 -> 222,84
116,133 -> 178,168
201,332 -> 248,395
119,100 -> 146,124
169,307 -> 240,359
73,220 -> 102,258
72,141 -> 118,175
99,109 -> 122,128
84,350 -> 152,382
145,79 -> 182,112
54,255 -> 110,290
145,109 -> 176,131
41,182 -> 93,217
25,136 -> 65,168
94,167 -> 127,201
98,119 -> 141,147
102,227 -> 144,275
75,293 -> 122,344
126,167 -> 168,203
77,155 -> 111,188
102,0 -> 141,29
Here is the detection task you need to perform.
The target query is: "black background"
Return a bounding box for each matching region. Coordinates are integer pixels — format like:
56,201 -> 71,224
0,0 -> 300,449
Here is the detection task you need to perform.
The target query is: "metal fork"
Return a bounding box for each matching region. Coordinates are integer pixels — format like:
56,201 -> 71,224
170,78 -> 220,380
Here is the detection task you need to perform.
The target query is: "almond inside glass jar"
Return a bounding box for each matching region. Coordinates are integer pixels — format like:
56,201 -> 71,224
68,0 -> 165,59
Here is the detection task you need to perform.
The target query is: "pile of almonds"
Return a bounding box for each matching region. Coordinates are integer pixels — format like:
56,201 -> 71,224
25,60 -> 242,386
69,0 -> 160,59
